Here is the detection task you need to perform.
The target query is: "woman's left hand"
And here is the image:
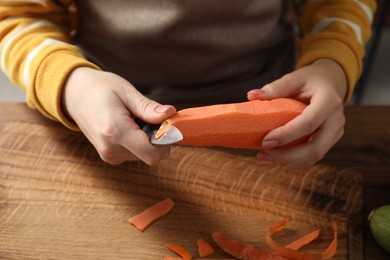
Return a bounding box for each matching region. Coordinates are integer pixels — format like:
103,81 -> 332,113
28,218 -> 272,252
247,58 -> 348,165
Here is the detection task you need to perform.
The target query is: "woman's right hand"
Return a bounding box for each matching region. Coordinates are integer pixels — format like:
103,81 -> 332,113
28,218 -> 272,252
62,67 -> 176,166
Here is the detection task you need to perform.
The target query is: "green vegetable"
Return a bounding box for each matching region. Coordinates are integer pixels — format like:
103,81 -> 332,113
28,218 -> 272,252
369,205 -> 390,254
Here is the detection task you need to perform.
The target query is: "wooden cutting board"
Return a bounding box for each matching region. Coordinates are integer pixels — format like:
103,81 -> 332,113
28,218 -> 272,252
0,122 -> 364,259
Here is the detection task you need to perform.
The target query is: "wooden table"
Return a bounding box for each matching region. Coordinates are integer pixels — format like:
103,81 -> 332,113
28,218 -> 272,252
0,103 -> 389,259
322,105 -> 390,259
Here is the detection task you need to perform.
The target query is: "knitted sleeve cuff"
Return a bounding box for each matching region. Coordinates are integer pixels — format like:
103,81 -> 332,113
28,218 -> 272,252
296,34 -> 364,104
27,46 -> 100,131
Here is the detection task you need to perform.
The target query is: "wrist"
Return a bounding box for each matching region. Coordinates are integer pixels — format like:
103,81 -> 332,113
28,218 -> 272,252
312,58 -> 348,101
61,67 -> 98,121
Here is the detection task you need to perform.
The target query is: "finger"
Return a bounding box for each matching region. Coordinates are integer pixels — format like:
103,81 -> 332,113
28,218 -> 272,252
92,109 -> 171,166
258,113 -> 345,165
122,89 -> 176,124
118,116 -> 171,166
247,73 -> 305,100
261,93 -> 338,149
259,126 -> 344,165
97,145 -> 140,165
98,138 -> 170,166
105,147 -> 170,166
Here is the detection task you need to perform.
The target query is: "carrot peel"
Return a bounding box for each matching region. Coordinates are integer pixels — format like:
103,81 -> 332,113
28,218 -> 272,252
197,238 -> 215,257
266,219 -> 289,251
320,221 -> 338,259
286,229 -> 321,250
266,220 -> 338,260
165,243 -> 193,260
128,198 -> 174,232
211,231 -> 286,260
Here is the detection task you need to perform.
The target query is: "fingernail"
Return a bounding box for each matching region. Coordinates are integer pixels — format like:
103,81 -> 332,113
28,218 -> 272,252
155,105 -> 173,113
247,89 -> 265,96
262,139 -> 279,150
257,152 -> 273,161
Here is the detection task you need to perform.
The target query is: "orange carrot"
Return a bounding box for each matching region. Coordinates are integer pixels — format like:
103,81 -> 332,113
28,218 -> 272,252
197,238 -> 215,257
266,220 -> 338,260
165,244 -> 193,260
320,221 -> 338,259
266,219 -> 289,251
286,229 -> 321,250
128,198 -> 174,232
163,257 -> 184,260
211,231 -> 287,260
155,98 -> 307,149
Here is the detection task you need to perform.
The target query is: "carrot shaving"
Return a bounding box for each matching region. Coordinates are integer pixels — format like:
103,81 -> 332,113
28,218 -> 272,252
211,231 -> 287,260
320,221 -> 338,259
266,220 -> 338,260
266,219 -> 289,251
286,229 -> 321,250
197,238 -> 215,257
165,244 -> 193,260
128,198 -> 174,232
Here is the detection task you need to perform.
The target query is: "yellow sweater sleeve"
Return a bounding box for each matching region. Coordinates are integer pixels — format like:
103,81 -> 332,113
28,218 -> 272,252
0,0 -> 100,130
295,0 -> 377,102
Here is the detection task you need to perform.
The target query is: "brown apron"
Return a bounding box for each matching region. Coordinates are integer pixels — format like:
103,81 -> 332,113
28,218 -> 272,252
74,0 -> 295,108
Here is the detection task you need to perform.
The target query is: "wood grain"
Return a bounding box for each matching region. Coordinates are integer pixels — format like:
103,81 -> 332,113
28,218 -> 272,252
0,121 -> 364,259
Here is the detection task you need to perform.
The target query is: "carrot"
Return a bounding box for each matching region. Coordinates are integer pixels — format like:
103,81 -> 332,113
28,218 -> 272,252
266,219 -> 289,251
286,229 -> 321,250
197,238 -> 215,257
128,198 -> 174,232
266,220 -> 338,260
320,221 -> 338,259
165,244 -> 193,260
155,98 -> 307,149
211,231 -> 287,260
265,219 -> 321,251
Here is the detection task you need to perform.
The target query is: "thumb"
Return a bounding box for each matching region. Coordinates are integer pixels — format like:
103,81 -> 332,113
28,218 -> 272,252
247,73 -> 303,100
126,91 -> 176,124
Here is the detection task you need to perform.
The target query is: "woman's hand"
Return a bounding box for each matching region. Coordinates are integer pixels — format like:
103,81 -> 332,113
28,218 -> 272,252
62,67 -> 176,166
247,58 -> 347,165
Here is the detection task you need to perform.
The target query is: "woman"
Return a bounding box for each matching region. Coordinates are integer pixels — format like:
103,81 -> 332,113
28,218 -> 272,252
0,0 -> 376,165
